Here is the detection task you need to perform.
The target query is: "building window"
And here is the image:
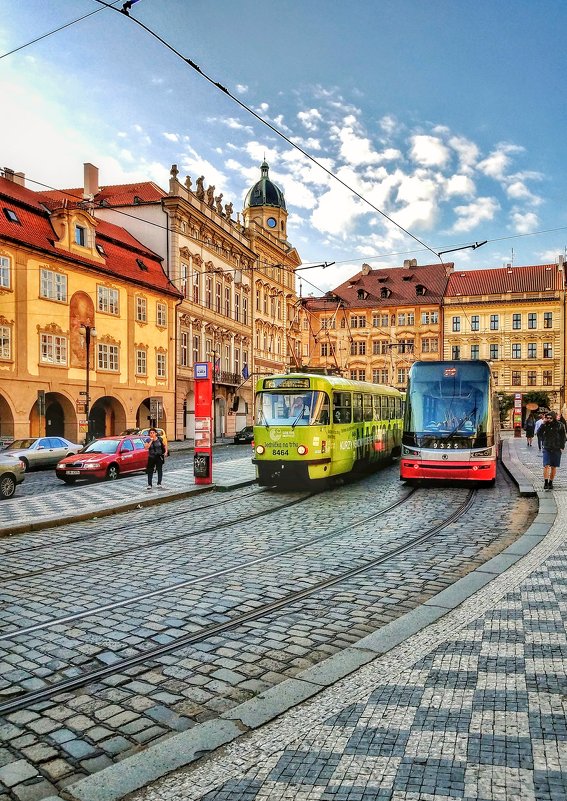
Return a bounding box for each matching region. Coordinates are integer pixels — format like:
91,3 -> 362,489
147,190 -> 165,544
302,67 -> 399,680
407,312 -> 415,325
372,314 -> 380,327
452,345 -> 461,360
512,313 -> 521,330
373,340 -> 387,355
470,344 -> 479,359
527,343 -> 537,359
216,283 -> 222,314
135,349 -> 147,375
422,337 -> 438,354
243,297 -> 248,326
379,368 -> 388,383
398,339 -> 414,353
452,316 -> 460,332
471,315 -> 479,332
489,344 -> 499,360
543,312 -> 552,329
511,370 -> 521,386
543,343 -> 553,358
192,269 -> 200,304
489,314 -> 499,331
397,368 -> 407,384
180,331 -> 189,367
543,370 -> 552,386
192,335 -> 200,365
156,352 -> 166,378
350,315 -> 367,328
74,225 -> 86,246
235,293 -> 240,322
156,302 -> 167,327
97,286 -> 119,315
527,312 -> 537,329
397,313 -> 406,326
527,370 -> 537,386
0,325 -> 11,359
512,343 -> 521,359
421,310 -> 438,324
136,296 -> 147,322
321,342 -> 329,356
358,369 -> 366,381
40,333 -> 67,365
256,288 -> 261,311
97,343 -> 119,371
0,256 -> 10,288
206,277 -> 212,309
40,269 -> 67,302
225,287 -> 231,317
350,340 -> 366,356
181,262 -> 189,298
235,348 -> 241,375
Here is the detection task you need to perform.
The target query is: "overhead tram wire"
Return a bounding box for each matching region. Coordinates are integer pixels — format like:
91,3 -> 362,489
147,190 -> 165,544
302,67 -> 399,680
0,1 -> 122,60
92,0 -> 441,265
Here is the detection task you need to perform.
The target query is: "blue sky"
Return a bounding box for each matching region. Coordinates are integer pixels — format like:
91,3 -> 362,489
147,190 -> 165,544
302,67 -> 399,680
1,0 -> 566,293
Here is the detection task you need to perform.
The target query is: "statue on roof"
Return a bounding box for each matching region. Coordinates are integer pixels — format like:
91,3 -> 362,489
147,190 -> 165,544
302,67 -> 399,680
170,164 -> 179,180
185,175 -> 192,191
206,184 -> 215,207
215,193 -> 224,214
224,201 -> 233,219
195,176 -> 205,200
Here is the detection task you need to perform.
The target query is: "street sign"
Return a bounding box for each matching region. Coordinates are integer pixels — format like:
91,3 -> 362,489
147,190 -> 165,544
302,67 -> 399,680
79,391 -> 88,396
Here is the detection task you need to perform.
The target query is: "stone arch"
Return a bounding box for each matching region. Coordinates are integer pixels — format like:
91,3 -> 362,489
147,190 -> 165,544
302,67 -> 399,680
30,392 -> 77,440
90,396 -> 127,439
0,392 -> 15,441
137,397 -> 167,430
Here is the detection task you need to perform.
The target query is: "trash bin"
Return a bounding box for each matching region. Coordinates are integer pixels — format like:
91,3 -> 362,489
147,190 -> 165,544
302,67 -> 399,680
514,426 -> 522,438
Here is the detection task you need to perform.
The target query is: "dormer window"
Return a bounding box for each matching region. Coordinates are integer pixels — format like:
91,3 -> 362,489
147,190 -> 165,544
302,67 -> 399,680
74,224 -> 86,246
3,208 -> 20,224
357,289 -> 368,300
377,276 -> 388,283
380,287 -> 391,298
96,243 -> 106,256
415,284 -> 426,296
402,274 -> 413,281
136,258 -> 149,272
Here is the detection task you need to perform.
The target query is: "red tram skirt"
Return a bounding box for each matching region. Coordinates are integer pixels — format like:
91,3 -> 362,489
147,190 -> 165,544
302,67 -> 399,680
400,459 -> 496,482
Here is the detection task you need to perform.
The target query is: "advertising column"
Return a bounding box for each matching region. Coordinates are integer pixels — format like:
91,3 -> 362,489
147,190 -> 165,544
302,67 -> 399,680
194,362 -> 213,484
513,392 -> 523,437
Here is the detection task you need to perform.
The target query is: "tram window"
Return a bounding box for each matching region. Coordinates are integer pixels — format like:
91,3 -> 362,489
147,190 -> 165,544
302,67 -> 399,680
388,397 -> 395,419
373,395 -> 382,421
353,393 -> 363,423
333,391 -> 351,423
395,397 -> 402,419
363,394 -> 373,421
312,392 -> 330,425
380,395 -> 389,419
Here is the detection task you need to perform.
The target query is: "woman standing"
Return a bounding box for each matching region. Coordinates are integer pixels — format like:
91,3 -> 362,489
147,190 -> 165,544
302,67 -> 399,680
144,428 -> 168,490
524,414 -> 535,447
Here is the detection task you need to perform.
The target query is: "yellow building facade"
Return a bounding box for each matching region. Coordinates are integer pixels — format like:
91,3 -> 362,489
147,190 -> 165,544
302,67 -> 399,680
0,170 -> 180,443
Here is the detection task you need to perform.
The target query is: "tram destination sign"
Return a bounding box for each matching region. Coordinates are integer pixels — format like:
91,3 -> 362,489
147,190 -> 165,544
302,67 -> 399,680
263,377 -> 310,389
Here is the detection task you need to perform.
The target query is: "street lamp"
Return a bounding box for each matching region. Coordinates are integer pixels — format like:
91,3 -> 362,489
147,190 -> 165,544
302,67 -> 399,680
80,324 -> 96,443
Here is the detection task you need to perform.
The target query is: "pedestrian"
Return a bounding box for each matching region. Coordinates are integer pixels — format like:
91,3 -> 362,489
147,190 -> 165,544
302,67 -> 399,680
144,427 -> 168,490
540,411 -> 566,490
523,414 -> 535,447
534,413 -> 545,452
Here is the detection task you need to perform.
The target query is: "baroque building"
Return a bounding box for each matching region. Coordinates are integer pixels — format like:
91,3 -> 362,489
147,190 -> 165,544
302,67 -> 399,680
0,168 -> 181,443
443,262 -> 567,411
301,260 -> 453,389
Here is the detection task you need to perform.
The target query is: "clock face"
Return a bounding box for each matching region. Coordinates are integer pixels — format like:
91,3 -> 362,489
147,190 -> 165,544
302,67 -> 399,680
267,217 -> 277,228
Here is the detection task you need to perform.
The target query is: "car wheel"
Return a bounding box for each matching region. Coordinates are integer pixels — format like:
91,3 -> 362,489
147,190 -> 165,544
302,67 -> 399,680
20,458 -> 30,473
0,473 -> 16,499
63,477 -> 77,485
106,464 -> 120,481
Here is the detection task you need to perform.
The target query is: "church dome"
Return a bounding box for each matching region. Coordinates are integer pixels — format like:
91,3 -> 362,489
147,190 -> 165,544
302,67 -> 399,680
244,161 -> 286,210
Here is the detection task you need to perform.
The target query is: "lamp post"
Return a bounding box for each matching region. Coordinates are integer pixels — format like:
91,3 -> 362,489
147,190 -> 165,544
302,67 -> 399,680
80,324 -> 96,443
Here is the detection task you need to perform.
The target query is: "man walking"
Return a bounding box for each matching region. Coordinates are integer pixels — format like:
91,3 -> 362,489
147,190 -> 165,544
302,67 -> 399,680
540,411 -> 566,490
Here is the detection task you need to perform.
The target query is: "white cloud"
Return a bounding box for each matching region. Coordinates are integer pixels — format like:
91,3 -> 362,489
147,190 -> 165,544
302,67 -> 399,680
506,180 -> 542,205
452,197 -> 500,232
477,143 -> 524,181
298,108 -> 323,131
235,84 -> 248,94
448,136 -> 479,172
310,184 -> 363,237
332,118 -> 383,166
379,115 -> 397,135
445,174 -> 475,197
163,132 -> 180,142
510,210 -> 539,234
409,135 -> 450,168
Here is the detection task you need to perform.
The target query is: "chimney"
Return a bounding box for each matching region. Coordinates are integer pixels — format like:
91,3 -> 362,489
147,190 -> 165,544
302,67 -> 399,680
361,263 -> 371,276
2,167 -> 15,181
14,172 -> 25,187
83,163 -> 99,199
403,259 -> 417,269
558,255 -> 564,271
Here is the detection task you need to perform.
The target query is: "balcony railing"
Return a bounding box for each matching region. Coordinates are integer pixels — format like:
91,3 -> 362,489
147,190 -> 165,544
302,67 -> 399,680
215,370 -> 241,386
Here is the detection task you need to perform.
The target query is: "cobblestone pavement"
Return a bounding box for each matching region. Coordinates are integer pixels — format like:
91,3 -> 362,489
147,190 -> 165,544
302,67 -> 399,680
0,443 -> 538,801
129,434 -> 567,801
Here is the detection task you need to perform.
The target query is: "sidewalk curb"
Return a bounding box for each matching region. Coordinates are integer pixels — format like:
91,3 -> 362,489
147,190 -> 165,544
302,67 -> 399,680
57,444 -> 554,801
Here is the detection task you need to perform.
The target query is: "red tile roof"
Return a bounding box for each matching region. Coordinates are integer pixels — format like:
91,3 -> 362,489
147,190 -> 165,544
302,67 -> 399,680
446,264 -> 564,296
37,181 -> 166,208
303,263 -> 453,310
0,177 -> 180,298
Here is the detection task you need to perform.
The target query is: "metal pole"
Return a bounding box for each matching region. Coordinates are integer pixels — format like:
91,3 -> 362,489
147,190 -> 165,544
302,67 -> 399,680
212,349 -> 216,444
85,327 -> 91,444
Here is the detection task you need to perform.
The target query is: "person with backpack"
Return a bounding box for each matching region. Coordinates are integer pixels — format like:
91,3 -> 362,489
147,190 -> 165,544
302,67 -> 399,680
540,411 -> 566,490
523,414 -> 535,447
144,427 -> 168,490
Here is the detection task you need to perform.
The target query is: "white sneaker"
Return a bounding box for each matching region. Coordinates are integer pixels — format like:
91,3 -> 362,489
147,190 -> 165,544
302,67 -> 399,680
146,486 -> 153,491
157,485 -> 165,490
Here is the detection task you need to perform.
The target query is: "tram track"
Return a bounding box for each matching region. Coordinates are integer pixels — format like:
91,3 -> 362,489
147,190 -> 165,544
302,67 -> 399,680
0,491 -> 316,582
0,487 -> 476,715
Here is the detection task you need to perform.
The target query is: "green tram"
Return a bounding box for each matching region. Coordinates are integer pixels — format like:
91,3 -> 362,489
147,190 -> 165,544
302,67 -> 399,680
252,372 -> 404,487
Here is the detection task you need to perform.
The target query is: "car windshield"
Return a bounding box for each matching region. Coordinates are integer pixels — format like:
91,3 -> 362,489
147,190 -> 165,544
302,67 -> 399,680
83,440 -> 120,454
6,439 -> 36,450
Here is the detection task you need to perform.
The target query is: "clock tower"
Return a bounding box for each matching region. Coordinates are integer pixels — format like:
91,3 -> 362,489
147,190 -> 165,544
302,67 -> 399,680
242,161 -> 287,239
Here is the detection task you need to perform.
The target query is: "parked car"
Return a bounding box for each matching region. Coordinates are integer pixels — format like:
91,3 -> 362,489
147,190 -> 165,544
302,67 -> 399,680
138,427 -> 169,453
3,436 -> 83,472
233,426 -> 254,444
0,453 -> 26,499
120,428 -> 141,436
55,435 -> 148,483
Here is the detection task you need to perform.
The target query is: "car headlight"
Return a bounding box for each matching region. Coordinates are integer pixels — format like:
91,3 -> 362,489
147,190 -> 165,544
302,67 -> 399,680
85,462 -> 101,469
56,462 -> 64,469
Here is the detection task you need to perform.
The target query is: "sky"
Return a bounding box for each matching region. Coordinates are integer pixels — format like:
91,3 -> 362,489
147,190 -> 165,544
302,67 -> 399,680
1,0 -> 566,295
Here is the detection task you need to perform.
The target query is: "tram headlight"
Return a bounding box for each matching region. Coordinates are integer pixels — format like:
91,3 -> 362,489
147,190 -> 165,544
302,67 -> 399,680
403,446 -> 419,456
472,448 -> 492,457
256,445 -> 265,455
297,444 -> 308,455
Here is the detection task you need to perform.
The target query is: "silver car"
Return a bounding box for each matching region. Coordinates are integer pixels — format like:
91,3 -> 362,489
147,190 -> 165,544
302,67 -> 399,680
3,436 -> 83,472
0,453 -> 25,499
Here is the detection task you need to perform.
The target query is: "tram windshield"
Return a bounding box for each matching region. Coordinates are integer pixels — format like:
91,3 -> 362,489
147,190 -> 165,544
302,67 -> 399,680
403,361 -> 492,448
255,390 -> 330,427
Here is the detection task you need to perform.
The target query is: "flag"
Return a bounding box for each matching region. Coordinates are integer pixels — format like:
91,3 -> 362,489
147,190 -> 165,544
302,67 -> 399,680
214,357 -> 221,376
242,363 -> 249,380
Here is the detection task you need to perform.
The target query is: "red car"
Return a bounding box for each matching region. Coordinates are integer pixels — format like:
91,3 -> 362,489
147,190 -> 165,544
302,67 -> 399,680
56,435 -> 148,483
